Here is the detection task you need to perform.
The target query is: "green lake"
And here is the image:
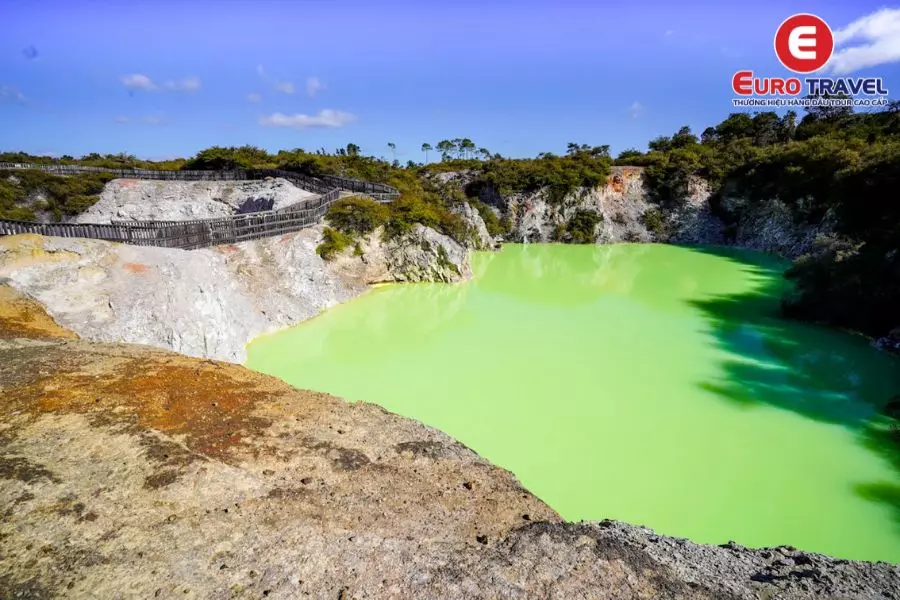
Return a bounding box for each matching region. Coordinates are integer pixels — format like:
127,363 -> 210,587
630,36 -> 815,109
246,244 -> 900,563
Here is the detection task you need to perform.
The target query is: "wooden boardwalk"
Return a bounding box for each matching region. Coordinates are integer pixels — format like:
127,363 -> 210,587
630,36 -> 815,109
0,163 -> 399,250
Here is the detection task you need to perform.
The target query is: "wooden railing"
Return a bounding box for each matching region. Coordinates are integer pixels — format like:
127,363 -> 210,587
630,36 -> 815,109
0,163 -> 399,250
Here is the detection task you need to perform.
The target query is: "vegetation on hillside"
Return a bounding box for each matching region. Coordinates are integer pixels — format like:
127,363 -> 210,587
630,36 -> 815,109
0,169 -> 114,221
315,226 -> 354,261
617,103 -> 900,339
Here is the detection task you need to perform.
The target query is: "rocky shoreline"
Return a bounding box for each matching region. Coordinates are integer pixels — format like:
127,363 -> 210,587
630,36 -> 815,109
0,289 -> 897,599
0,220 -> 471,362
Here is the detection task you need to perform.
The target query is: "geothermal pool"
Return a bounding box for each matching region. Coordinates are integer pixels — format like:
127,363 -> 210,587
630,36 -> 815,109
246,244 -> 900,563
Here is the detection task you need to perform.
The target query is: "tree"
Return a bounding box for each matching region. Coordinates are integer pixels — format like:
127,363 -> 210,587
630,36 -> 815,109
648,136 -> 673,153
713,113 -> 754,143
387,142 -> 396,161
803,93 -> 853,121
616,148 -> 645,162
460,138 -> 476,159
671,126 -> 698,148
778,111 -> 797,143
346,143 -> 360,156
436,140 -> 454,161
421,143 -> 433,163
451,138 -> 464,159
751,112 -> 781,146
478,147 -> 491,161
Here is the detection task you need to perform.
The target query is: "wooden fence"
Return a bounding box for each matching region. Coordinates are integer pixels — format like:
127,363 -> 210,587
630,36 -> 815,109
0,163 -> 399,250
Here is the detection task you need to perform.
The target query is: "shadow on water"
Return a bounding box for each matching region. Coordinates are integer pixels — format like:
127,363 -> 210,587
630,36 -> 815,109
684,245 -> 900,536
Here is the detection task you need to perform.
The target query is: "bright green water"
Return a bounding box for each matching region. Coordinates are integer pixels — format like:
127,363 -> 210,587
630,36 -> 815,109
246,244 -> 900,563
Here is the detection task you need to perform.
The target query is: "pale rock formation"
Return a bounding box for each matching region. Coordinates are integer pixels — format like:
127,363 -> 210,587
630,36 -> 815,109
75,177 -> 316,223
0,224 -> 470,362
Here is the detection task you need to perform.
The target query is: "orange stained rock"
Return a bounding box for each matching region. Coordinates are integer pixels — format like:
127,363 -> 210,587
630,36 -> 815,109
0,284 -> 77,340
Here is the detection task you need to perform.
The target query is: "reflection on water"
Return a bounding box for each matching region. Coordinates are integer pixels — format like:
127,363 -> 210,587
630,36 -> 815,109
247,244 -> 900,563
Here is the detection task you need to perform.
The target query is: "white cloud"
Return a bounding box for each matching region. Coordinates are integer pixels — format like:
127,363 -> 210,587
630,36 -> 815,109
163,76 -> 201,93
664,29 -> 675,37
274,81 -> 295,94
306,76 -> 325,97
121,74 -> 200,93
259,109 -> 356,129
121,73 -> 157,91
257,64 -> 298,95
0,85 -> 26,103
627,101 -> 643,119
247,92 -> 262,103
829,8 -> 900,74
114,116 -> 130,124
143,114 -> 169,125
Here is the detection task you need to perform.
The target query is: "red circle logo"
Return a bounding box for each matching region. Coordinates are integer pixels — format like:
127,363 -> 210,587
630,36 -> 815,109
774,13 -> 834,73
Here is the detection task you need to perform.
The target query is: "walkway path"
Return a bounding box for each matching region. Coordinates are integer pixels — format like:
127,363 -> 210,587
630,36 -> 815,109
0,163 -> 399,250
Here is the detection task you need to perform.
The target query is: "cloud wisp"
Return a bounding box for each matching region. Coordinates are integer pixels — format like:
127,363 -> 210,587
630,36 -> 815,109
121,74 -> 157,91
143,114 -> 169,125
163,77 -> 201,93
257,64 -> 297,95
0,85 -> 27,103
259,109 -> 356,129
306,76 -> 325,97
627,101 -> 643,119
829,8 -> 900,74
112,114 -> 169,126
247,92 -> 263,103
120,74 -> 201,93
274,81 -> 295,94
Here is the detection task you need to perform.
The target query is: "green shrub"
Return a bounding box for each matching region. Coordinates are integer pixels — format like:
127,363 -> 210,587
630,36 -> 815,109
437,210 -> 471,245
566,209 -> 603,243
476,152 -> 611,205
384,195 -> 441,238
550,222 -> 567,242
468,199 -> 503,237
183,145 -> 274,170
315,227 -> 352,261
641,207 -> 667,237
325,196 -> 390,236
0,170 -> 113,221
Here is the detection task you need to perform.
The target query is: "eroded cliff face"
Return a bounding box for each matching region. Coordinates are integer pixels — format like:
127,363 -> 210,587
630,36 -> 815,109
0,289 -> 897,600
0,224 -> 470,363
462,166 -> 825,258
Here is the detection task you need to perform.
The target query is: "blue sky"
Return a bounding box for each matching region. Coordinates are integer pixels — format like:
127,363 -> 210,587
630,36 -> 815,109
1,0 -> 899,160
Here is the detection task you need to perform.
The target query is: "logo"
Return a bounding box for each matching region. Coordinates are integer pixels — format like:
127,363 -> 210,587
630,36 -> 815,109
773,13 -> 833,73
731,13 -> 888,108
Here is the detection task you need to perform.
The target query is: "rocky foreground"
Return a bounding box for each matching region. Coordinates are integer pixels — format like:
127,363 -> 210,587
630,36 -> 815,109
0,286 -> 898,599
